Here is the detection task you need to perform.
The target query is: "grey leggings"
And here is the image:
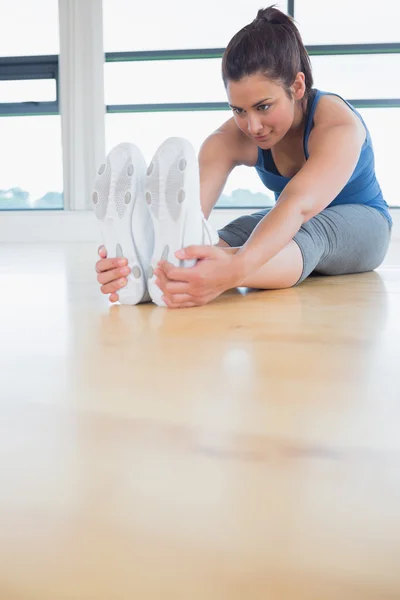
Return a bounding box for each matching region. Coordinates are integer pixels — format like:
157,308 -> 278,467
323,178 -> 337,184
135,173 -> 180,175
218,204 -> 392,285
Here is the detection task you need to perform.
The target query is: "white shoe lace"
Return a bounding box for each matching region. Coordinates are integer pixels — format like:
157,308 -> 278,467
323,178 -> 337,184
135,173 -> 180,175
201,215 -> 219,246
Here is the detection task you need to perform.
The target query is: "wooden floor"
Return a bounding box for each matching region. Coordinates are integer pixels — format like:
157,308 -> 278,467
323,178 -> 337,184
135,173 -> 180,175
1,240 -> 400,600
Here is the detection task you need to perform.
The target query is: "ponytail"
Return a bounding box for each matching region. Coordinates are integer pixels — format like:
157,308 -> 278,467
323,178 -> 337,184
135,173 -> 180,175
222,5 -> 313,98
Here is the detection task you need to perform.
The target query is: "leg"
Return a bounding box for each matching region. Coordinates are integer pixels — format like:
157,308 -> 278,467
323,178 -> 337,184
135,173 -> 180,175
216,204 -> 392,293
217,239 -> 303,289
216,208 -> 304,289
310,205 -> 392,276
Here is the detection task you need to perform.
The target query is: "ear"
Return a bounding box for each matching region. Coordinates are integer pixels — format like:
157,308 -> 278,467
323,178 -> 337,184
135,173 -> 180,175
291,72 -> 306,100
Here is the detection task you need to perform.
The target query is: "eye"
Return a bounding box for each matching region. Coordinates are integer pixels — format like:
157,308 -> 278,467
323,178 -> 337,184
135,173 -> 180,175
232,107 -> 244,115
257,104 -> 270,112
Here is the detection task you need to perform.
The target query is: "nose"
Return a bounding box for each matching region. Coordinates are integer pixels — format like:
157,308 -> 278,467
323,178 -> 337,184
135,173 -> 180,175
247,114 -> 263,136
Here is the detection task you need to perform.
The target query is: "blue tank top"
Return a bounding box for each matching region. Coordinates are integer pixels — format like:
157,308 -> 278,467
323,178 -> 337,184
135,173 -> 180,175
255,89 -> 392,225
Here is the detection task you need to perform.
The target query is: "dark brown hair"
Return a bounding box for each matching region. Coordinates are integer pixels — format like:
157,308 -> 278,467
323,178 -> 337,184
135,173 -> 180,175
222,5 -> 313,98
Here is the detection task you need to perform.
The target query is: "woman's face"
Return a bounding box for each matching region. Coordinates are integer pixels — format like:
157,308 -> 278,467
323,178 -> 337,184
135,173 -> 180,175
226,71 -> 305,148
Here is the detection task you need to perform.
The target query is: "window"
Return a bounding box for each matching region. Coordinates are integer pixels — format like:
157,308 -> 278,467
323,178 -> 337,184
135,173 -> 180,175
2,0 -> 398,212
0,0 -> 59,57
104,0 -> 399,210
359,108 -> 400,208
0,0 -> 62,210
105,59 -> 226,105
296,0 -> 400,45
106,111 -> 273,208
103,0 -> 288,52
0,116 -> 63,210
311,54 -> 400,100
103,0 -> 286,208
0,79 -> 57,104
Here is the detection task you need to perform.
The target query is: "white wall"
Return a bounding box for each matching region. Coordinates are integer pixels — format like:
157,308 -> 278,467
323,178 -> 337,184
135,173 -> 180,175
0,209 -> 398,243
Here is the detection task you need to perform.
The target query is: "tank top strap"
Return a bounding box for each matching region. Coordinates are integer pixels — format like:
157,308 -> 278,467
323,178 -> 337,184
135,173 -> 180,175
303,89 -> 323,159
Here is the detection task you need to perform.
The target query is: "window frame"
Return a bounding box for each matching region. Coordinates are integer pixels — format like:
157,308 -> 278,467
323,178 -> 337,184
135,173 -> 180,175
0,0 -> 399,209
0,55 -> 59,116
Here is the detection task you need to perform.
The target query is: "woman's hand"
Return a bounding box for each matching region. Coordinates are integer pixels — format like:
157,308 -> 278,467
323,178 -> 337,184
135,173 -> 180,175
95,246 -> 131,303
155,245 -> 242,308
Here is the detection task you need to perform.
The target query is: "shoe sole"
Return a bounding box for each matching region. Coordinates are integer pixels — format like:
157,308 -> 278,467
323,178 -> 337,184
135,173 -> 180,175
92,143 -> 148,305
145,138 -> 200,307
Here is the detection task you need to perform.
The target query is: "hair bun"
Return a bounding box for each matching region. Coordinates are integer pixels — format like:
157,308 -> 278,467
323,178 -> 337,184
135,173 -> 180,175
256,6 -> 286,25
222,4 -> 313,96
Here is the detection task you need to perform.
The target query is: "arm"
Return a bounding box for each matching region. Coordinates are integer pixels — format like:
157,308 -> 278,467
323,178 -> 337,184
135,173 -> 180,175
233,96 -> 366,280
198,118 -> 258,218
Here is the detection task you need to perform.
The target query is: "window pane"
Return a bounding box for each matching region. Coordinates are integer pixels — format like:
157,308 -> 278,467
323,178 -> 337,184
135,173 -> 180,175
105,59 -> 226,105
0,79 -> 57,103
0,0 -> 59,57
106,112 -> 273,208
311,55 -> 400,99
105,54 -> 400,107
296,0 -> 400,45
0,116 -> 63,209
103,0 -> 288,52
107,108 -> 400,209
359,108 -> 400,207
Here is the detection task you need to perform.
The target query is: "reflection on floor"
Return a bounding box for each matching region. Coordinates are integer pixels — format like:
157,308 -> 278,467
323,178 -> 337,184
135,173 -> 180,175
0,241 -> 400,599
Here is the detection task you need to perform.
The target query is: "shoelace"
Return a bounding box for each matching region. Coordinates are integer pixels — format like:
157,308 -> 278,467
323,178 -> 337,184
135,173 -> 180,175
201,215 -> 218,246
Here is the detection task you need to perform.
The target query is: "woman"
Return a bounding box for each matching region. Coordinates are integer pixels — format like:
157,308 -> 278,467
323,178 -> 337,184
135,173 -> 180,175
95,5 -> 392,309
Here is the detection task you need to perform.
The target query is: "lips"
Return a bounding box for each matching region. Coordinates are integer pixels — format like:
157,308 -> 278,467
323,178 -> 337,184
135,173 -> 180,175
254,133 -> 270,141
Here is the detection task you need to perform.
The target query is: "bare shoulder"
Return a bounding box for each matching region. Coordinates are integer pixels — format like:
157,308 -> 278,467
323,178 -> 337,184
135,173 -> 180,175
208,117 -> 259,167
313,94 -> 366,138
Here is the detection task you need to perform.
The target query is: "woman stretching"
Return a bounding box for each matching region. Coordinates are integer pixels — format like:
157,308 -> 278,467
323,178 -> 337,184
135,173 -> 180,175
94,5 -> 392,309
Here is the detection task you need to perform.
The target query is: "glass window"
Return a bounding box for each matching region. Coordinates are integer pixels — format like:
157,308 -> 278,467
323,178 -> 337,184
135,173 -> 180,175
311,54 -> 400,100
105,54 -> 400,107
0,79 -> 57,103
106,112 -> 273,208
105,58 -> 226,105
106,108 -> 400,209
296,0 -> 400,45
359,108 -> 400,207
0,0 -> 59,57
103,0 -> 288,52
0,116 -> 63,210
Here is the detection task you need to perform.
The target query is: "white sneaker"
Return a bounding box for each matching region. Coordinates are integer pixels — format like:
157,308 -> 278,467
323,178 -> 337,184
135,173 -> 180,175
145,137 -> 219,307
92,142 -> 154,305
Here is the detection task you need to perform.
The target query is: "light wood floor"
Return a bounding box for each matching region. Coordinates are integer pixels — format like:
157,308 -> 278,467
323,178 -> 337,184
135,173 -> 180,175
1,240 -> 400,600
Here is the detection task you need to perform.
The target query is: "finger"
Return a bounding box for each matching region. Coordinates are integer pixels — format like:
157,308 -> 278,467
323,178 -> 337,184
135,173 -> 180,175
166,282 -> 192,294
100,277 -> 128,296
98,245 -> 107,258
97,265 -> 131,286
96,256 -> 129,274
157,261 -> 197,282
154,270 -> 191,295
163,296 -> 197,309
154,269 -> 169,292
175,245 -> 218,261
97,266 -> 131,286
168,293 -> 194,304
109,292 -> 119,303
